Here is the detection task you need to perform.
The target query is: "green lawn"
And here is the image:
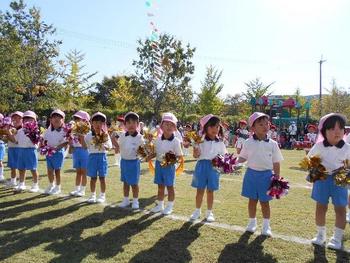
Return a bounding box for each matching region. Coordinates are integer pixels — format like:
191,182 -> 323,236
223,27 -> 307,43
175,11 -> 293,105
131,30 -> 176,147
1,149 -> 350,262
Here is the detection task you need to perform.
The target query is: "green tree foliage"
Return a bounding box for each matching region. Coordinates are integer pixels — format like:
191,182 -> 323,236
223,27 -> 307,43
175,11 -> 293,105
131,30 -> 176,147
0,0 -> 62,112
59,49 -> 96,111
133,33 -> 195,118
197,66 -> 224,115
244,77 -> 274,111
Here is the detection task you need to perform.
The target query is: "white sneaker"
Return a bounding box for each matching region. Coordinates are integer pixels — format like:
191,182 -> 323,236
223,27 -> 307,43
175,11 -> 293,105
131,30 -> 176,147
15,183 -> 26,192
205,211 -> 215,222
132,199 -> 139,210
118,198 -> 130,208
97,194 -> 106,203
87,194 -> 97,203
261,225 -> 272,237
246,221 -> 257,233
327,237 -> 342,250
190,209 -> 201,220
346,212 -> 350,223
50,185 -> 61,195
311,233 -> 327,246
44,184 -> 55,194
70,187 -> 80,196
0,175 -> 5,183
150,203 -> 164,213
7,180 -> 17,188
162,203 -> 173,215
29,183 -> 39,193
76,189 -> 85,197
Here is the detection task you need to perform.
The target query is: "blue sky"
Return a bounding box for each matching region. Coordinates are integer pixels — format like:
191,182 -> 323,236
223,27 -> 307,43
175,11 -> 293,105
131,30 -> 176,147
1,0 -> 349,97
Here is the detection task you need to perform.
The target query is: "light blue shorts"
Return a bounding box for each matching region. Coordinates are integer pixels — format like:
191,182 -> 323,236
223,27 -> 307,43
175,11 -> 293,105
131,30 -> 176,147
17,148 -> 38,170
312,174 -> 348,207
87,153 -> 108,178
72,147 -> 88,169
46,149 -> 65,170
191,160 -> 219,191
121,159 -> 141,185
154,160 -> 175,186
241,168 -> 273,202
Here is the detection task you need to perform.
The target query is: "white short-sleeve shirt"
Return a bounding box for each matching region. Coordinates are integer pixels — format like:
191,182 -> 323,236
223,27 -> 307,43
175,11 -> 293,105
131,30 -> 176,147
308,140 -> 350,172
16,128 -> 38,148
239,137 -> 284,171
345,134 -> 350,144
7,128 -> 21,148
43,127 -> 67,147
118,132 -> 144,160
84,132 -> 112,153
155,134 -> 183,161
198,138 -> 227,160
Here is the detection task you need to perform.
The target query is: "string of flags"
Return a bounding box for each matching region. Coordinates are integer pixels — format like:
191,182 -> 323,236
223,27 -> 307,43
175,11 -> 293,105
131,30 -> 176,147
145,0 -> 164,81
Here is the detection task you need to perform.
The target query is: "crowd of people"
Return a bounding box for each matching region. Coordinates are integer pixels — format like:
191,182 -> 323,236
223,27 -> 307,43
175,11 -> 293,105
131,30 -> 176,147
0,109 -> 350,250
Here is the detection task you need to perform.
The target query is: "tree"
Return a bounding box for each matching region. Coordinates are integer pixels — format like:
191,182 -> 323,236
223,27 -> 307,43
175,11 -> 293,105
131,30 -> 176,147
244,78 -> 274,111
59,49 -> 96,111
313,79 -> 350,120
196,66 -> 224,115
0,0 -> 62,111
133,33 -> 196,119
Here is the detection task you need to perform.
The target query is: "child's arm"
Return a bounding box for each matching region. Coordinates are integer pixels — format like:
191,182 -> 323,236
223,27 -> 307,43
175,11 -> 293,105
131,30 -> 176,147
238,157 -> 247,163
193,146 -> 201,158
273,162 -> 280,177
6,129 -> 17,143
56,141 -> 69,151
79,135 -> 88,149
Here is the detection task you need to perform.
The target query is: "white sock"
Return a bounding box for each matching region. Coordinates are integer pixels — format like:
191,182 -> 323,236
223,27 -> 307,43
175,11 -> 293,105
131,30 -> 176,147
194,208 -> 201,213
158,200 -> 164,206
91,192 -> 96,197
334,227 -> 344,241
80,186 -> 85,192
167,201 -> 174,207
316,225 -> 326,235
133,198 -> 138,202
11,177 -> 16,183
0,166 -> 4,176
263,218 -> 270,228
249,218 -> 257,225
75,185 -> 80,191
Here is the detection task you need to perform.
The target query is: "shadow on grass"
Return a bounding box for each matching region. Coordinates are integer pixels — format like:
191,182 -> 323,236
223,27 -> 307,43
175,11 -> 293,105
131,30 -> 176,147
0,196 -> 74,226
0,193 -> 47,210
0,196 -> 160,262
307,245 -> 328,263
46,212 -> 163,262
218,231 -> 277,263
335,249 -> 350,263
129,221 -> 203,263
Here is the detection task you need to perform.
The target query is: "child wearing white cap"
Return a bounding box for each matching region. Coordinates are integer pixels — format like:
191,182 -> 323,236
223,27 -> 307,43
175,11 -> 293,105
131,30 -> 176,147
69,110 -> 90,197
7,110 -> 40,192
118,112 -> 144,210
238,112 -> 283,237
81,112 -> 112,203
149,112 -> 183,215
190,114 -> 227,222
3,111 -> 24,187
308,113 -> 350,250
42,109 -> 68,195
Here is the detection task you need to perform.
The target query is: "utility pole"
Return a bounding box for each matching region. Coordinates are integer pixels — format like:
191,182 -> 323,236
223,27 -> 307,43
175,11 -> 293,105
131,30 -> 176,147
319,56 -> 326,117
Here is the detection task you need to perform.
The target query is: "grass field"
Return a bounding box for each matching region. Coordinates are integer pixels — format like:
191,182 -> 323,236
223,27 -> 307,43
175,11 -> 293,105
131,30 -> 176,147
1,148 -> 350,262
